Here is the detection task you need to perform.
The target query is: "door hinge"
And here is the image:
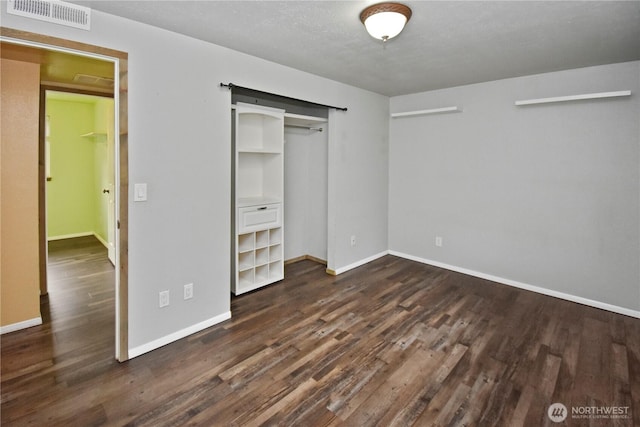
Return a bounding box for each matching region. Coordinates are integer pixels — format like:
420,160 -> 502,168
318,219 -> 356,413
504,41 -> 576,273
117,220 -> 120,229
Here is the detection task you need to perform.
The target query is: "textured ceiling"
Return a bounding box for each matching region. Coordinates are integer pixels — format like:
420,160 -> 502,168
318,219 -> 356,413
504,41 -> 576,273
72,1 -> 640,97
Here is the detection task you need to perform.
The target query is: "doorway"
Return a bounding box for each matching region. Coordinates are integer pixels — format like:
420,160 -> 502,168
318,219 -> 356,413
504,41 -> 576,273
44,91 -> 116,263
284,121 -> 329,264
0,28 -> 129,361
43,91 -> 117,360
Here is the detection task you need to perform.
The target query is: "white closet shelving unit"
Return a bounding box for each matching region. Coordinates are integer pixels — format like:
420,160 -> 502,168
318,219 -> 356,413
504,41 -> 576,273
233,103 -> 285,295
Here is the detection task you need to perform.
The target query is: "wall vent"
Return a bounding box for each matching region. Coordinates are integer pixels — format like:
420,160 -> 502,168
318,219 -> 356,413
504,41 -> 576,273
7,0 -> 91,30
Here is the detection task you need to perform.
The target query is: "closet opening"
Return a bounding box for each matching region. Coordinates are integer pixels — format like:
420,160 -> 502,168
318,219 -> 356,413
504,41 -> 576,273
230,86 -> 330,295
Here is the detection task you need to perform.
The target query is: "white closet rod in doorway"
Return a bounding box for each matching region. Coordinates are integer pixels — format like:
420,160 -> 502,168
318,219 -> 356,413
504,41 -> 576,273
284,124 -> 323,132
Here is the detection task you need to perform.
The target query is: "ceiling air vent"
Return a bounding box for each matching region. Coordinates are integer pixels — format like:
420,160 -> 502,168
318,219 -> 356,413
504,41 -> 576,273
7,0 -> 91,30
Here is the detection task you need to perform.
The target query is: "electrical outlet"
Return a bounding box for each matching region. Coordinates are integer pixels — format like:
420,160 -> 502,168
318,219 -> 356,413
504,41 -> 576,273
435,236 -> 443,247
159,290 -> 169,308
350,235 -> 356,246
184,283 -> 193,300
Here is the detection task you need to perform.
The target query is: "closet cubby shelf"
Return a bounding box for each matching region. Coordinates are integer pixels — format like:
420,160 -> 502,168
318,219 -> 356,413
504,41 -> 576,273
390,106 -> 461,118
235,228 -> 284,293
515,90 -> 631,106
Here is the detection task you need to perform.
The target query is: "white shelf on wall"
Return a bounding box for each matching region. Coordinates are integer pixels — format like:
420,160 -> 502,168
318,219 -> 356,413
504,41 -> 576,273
515,90 -> 631,106
238,148 -> 282,154
390,106 -> 461,118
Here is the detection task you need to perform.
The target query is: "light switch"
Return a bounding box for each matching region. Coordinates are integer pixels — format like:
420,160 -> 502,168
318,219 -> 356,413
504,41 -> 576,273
134,183 -> 147,201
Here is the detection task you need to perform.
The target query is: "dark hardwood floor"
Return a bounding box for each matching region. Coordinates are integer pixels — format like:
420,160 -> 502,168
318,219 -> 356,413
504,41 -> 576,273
1,238 -> 638,426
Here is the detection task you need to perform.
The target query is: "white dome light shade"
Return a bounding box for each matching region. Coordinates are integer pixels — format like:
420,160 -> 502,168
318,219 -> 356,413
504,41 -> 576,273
360,3 -> 412,41
363,12 -> 407,40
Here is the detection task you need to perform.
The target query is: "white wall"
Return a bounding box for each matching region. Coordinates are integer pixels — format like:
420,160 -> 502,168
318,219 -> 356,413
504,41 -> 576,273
328,102 -> 390,272
389,62 -> 640,313
2,9 -> 389,354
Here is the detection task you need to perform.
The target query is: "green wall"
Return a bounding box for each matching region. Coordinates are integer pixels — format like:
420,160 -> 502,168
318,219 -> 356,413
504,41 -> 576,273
46,94 -> 112,242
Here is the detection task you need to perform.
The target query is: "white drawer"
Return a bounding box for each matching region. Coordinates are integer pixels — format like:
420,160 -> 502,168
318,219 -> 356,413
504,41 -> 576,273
238,203 -> 281,233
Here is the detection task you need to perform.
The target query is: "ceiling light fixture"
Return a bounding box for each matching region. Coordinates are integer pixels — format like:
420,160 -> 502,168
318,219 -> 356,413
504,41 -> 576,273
360,2 -> 412,42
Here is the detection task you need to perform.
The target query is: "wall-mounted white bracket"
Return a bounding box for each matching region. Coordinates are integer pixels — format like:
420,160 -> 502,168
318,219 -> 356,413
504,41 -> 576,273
515,90 -> 631,106
391,106 -> 461,118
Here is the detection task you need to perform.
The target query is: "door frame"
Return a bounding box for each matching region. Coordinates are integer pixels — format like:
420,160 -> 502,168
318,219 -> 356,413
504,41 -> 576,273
0,27 -> 129,362
41,87 -> 117,267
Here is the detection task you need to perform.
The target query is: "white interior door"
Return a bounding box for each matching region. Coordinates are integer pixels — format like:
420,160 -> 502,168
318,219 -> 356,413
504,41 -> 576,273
106,104 -> 116,265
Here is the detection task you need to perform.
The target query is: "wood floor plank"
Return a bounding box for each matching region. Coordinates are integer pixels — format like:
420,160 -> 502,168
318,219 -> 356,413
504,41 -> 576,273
1,238 -> 638,426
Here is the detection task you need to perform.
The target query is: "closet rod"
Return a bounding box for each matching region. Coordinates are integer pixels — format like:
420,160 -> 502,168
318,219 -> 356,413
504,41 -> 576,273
220,82 -> 348,112
285,124 -> 323,132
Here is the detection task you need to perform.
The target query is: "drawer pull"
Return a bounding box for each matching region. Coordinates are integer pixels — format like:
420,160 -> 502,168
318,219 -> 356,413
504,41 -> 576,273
258,206 -> 267,210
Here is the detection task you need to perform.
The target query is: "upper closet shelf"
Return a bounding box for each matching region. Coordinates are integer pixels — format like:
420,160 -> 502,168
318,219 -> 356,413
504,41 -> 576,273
81,132 -> 107,139
515,90 -> 631,106
390,106 -> 461,118
284,112 -> 327,127
231,107 -> 326,130
284,113 -> 327,132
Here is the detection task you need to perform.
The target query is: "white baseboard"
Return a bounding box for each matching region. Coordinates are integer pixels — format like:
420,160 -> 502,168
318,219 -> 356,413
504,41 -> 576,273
93,233 -> 109,249
128,311 -> 232,359
0,317 -> 43,334
327,250 -> 390,275
48,231 -> 94,241
389,250 -> 640,319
